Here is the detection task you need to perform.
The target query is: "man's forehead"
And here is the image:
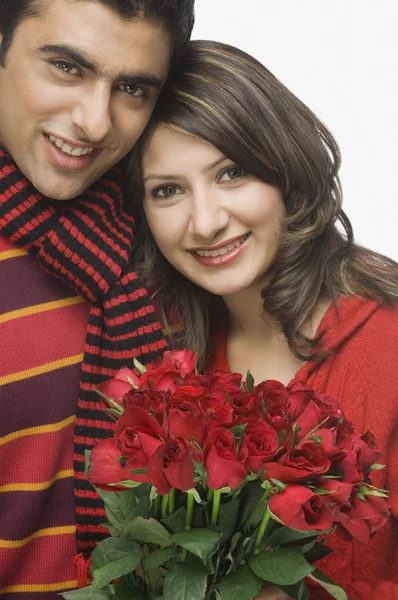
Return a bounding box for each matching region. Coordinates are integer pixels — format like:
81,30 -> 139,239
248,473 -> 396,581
29,0 -> 172,82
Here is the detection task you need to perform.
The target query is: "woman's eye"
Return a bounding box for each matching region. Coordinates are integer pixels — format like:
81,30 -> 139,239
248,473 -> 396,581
54,61 -> 79,75
152,185 -> 181,198
219,166 -> 245,182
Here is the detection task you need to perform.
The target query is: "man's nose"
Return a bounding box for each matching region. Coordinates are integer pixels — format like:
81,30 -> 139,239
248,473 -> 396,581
188,189 -> 229,240
71,84 -> 112,143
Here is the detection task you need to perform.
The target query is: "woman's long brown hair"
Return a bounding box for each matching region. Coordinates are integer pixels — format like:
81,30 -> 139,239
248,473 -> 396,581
128,40 -> 398,371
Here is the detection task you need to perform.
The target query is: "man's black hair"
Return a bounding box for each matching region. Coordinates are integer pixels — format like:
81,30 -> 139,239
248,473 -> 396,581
0,0 -> 195,66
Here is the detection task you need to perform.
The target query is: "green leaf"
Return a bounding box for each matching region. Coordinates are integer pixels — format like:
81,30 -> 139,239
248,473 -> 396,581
99,489 -> 138,529
90,538 -> 142,590
161,506 -> 187,534
217,564 -> 262,600
230,423 -> 248,441
133,357 -> 146,374
107,479 -> 143,489
308,568 -> 348,600
171,528 -> 221,563
369,463 -> 386,471
246,370 -> 255,392
249,547 -> 314,585
91,537 -> 141,571
279,579 -> 309,600
163,560 -> 208,600
302,542 -> 333,564
143,547 -> 179,571
218,496 -> 240,541
112,575 -> 142,599
267,527 -> 320,546
60,588 -> 110,599
186,487 -> 203,503
128,516 -> 172,547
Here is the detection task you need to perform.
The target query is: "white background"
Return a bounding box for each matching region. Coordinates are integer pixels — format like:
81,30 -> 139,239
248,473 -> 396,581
192,0 -> 398,260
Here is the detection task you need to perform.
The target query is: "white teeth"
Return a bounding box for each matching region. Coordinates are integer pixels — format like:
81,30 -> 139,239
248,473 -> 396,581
195,234 -> 249,258
48,135 -> 94,157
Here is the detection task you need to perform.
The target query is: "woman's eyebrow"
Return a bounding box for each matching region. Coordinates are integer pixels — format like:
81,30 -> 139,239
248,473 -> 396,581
143,157 -> 229,183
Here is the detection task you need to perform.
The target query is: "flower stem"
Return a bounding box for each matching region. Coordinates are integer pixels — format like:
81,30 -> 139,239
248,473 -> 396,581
254,507 -> 271,554
206,487 -> 214,503
211,490 -> 221,525
161,493 -> 169,519
154,495 -> 161,519
181,493 -> 195,562
169,488 -> 176,515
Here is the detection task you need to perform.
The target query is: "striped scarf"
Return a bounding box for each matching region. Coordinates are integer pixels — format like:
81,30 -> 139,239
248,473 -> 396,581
0,150 -> 168,577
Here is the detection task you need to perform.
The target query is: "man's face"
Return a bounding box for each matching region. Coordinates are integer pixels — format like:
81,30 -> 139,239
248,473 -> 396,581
0,0 -> 172,200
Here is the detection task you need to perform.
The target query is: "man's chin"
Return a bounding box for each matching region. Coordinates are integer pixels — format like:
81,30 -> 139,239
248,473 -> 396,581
32,175 -> 98,201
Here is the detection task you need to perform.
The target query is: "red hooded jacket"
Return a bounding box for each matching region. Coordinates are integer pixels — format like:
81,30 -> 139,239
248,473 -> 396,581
210,295 -> 398,600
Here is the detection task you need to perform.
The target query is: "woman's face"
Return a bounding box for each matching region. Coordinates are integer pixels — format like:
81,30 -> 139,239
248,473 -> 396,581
142,125 -> 285,298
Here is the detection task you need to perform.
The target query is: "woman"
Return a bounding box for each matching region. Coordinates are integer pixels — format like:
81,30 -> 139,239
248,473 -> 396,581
128,41 -> 398,599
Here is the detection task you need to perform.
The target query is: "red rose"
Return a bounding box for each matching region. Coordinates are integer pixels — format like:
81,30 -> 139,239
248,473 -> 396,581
88,439 -> 131,491
207,403 -> 234,432
241,420 -> 279,471
229,391 -> 261,420
97,367 -> 139,406
337,491 -> 390,544
167,401 -> 207,447
338,448 -> 364,484
161,349 -> 197,377
317,479 -> 354,506
204,427 -> 248,491
147,438 -> 201,495
269,485 -> 336,531
113,406 -> 165,481
354,431 -> 381,476
254,380 -> 289,403
258,382 -> 291,433
263,441 -> 331,483
288,383 -> 313,420
123,389 -> 166,424
205,371 -> 242,402
294,393 -> 343,441
312,428 -> 347,462
139,363 -> 181,392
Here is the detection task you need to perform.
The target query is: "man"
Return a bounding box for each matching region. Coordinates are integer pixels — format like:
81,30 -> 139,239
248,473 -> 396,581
0,0 -> 194,595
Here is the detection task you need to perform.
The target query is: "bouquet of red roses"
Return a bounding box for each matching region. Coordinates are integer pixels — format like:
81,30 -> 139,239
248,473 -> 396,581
62,349 -> 390,600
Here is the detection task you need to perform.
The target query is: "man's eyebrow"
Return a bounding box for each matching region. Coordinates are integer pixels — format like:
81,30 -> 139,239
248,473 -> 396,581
38,44 -> 163,89
143,157 -> 230,183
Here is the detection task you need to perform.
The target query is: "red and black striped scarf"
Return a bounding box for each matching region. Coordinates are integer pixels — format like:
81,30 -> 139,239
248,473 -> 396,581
0,149 -> 168,578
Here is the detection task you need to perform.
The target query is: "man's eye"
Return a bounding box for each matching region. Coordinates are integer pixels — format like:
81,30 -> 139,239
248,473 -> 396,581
119,83 -> 148,98
152,185 -> 181,198
54,61 -> 79,75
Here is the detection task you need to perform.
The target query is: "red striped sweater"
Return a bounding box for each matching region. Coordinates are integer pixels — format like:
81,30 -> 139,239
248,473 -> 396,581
0,233 -> 87,596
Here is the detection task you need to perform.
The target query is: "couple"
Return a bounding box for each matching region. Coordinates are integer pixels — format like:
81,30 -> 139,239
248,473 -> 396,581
0,1 -> 396,599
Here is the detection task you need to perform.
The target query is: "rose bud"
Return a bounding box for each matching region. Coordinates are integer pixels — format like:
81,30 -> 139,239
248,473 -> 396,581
353,431 -> 381,476
161,349 -> 198,377
97,367 -> 139,406
147,438 -> 201,495
88,438 -> 132,491
337,491 -> 390,545
207,404 -> 234,433
204,427 -> 248,491
269,485 -> 336,531
241,420 -> 279,471
288,382 -> 313,420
